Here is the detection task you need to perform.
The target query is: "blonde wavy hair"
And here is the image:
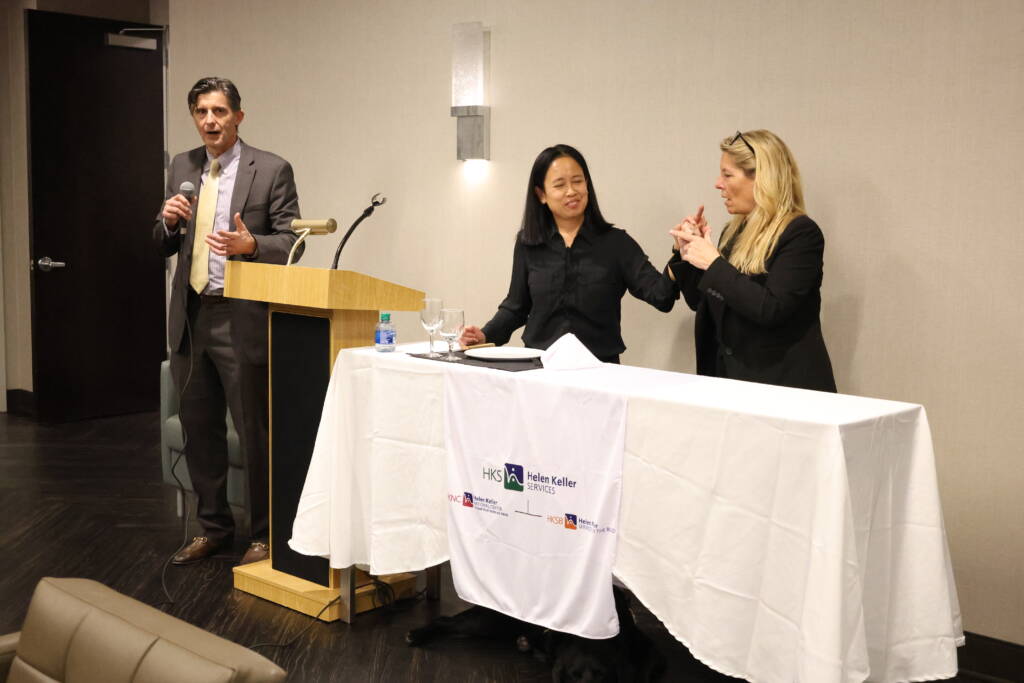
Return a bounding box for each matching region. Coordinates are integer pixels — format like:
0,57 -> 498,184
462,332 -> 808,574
719,129 -> 805,275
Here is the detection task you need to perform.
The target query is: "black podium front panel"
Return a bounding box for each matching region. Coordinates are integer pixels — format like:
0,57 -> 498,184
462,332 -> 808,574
270,311 -> 332,585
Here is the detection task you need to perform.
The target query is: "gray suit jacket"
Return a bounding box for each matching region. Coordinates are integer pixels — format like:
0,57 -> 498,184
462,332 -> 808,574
154,140 -> 301,365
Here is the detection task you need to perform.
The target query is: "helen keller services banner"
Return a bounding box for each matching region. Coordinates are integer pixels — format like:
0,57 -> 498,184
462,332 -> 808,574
444,366 -> 626,639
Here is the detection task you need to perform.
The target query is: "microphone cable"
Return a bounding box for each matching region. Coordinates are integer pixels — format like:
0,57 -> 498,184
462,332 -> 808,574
248,577 -> 427,653
249,595 -> 343,651
155,244 -> 199,609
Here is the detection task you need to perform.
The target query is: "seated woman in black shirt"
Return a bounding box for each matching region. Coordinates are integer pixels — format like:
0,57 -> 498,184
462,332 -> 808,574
668,129 -> 836,391
460,144 -> 678,363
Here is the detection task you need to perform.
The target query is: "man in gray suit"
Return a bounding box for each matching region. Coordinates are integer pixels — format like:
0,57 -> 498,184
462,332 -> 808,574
155,77 -> 301,566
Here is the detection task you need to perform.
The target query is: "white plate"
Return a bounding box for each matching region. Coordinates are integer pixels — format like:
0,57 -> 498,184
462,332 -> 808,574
464,346 -> 544,361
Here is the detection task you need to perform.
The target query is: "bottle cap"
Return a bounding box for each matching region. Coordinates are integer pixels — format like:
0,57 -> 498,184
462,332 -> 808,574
380,312 -> 391,322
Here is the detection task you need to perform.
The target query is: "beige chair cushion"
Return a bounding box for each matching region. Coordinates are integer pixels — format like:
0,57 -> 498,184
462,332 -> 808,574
0,632 -> 18,680
7,577 -> 284,683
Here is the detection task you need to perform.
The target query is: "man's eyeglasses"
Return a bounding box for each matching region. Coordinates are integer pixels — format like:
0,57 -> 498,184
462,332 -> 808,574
730,131 -> 756,158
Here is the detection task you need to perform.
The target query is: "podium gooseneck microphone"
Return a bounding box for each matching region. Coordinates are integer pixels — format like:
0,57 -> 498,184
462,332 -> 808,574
286,218 -> 338,265
177,181 -> 196,234
331,193 -> 387,270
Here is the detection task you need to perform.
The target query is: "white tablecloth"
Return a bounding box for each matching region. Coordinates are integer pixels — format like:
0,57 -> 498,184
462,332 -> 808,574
290,344 -> 963,683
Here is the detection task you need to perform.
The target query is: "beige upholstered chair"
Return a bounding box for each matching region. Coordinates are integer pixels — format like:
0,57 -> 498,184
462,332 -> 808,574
0,577 -> 285,683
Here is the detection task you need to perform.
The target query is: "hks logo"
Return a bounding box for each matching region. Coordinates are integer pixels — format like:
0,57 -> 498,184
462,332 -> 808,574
504,463 -> 524,492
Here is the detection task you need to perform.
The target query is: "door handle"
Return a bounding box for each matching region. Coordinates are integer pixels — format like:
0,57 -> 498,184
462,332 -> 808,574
36,256 -> 67,271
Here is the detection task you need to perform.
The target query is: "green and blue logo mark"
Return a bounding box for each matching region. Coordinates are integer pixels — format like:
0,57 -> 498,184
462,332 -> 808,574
503,463 -> 524,492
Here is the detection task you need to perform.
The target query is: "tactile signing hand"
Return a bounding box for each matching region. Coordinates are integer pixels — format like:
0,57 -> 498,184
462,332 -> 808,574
669,205 -> 718,269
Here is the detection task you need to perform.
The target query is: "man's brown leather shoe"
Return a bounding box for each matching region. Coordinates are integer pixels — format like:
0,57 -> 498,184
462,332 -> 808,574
172,536 -> 229,565
239,541 -> 269,566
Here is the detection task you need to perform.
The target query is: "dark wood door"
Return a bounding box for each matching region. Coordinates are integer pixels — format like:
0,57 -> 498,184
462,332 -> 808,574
26,10 -> 166,421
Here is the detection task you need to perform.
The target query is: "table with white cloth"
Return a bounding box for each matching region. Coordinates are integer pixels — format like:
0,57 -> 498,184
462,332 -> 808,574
289,344 -> 963,683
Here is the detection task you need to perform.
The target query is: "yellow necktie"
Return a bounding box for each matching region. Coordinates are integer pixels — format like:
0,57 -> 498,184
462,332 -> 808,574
189,158 -> 221,294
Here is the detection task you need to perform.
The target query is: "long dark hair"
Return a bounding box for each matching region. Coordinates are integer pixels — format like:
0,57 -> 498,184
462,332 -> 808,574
519,144 -> 613,246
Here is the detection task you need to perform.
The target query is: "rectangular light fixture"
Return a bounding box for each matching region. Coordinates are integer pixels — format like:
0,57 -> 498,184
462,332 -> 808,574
450,22 -> 490,161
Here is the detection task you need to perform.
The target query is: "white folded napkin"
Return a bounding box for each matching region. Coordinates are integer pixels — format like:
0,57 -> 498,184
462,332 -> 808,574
541,333 -> 603,370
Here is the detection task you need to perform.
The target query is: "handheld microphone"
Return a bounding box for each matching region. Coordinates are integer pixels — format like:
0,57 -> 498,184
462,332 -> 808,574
178,181 -> 196,234
331,193 -> 387,270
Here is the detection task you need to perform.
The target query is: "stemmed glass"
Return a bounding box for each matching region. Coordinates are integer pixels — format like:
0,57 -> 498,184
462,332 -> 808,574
420,298 -> 443,358
439,308 -> 465,362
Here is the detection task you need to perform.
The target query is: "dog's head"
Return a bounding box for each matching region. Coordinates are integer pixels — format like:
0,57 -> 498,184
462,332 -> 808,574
551,644 -> 611,682
547,631 -> 630,682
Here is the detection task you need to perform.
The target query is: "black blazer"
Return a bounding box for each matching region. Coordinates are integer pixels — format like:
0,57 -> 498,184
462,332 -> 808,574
154,141 -> 301,365
671,215 -> 837,392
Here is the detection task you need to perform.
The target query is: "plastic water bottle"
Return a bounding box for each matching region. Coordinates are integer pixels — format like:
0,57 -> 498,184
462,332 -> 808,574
375,312 -> 396,352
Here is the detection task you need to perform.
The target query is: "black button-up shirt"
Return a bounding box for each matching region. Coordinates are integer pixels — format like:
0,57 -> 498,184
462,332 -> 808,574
481,222 -> 678,359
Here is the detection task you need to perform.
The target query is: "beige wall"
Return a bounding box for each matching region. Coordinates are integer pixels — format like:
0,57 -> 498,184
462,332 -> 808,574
0,0 -> 34,402
1,0 -> 1020,644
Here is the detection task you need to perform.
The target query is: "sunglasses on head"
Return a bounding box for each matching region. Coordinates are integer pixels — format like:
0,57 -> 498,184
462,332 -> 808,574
730,131 -> 756,158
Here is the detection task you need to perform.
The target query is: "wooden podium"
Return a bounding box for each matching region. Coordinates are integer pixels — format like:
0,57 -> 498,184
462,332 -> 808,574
223,261 -> 425,622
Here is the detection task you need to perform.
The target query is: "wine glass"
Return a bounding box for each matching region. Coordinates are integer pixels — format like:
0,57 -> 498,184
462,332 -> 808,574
420,298 -> 443,358
439,308 -> 465,362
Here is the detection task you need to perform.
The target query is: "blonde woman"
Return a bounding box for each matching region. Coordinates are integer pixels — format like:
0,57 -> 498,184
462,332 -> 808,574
669,130 -> 836,391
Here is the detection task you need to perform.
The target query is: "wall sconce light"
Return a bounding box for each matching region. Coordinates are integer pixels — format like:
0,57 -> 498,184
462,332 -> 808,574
451,21 -> 490,161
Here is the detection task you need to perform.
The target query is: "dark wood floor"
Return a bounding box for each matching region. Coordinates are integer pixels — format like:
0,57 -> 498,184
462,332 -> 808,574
0,411 -> 995,682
